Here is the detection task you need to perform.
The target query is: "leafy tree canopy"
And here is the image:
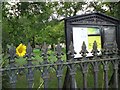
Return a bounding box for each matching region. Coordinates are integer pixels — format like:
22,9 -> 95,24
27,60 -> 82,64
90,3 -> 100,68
2,1 -> 120,52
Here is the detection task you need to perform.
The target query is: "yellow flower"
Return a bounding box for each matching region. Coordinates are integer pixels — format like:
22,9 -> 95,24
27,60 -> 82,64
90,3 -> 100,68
16,43 -> 26,57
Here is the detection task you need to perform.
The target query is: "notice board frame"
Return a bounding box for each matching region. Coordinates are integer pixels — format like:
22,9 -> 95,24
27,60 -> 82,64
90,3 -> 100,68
64,12 -> 120,59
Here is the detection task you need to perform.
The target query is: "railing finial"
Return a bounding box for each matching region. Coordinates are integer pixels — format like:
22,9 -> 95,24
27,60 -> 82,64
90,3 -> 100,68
80,41 -> 88,57
113,41 -> 118,54
41,42 -> 48,56
8,44 -> 16,61
91,41 -> 99,56
26,42 -> 34,58
67,42 -> 76,59
55,43 -> 63,62
41,42 -> 49,64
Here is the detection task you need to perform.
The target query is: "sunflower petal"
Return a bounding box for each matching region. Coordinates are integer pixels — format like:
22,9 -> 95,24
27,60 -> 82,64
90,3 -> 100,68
16,43 -> 26,57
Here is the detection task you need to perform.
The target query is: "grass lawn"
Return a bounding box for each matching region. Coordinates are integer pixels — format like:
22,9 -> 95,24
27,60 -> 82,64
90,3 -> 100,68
2,48 -> 114,88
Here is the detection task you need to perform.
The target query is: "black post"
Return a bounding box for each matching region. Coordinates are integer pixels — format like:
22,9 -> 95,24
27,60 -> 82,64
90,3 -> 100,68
41,42 -> 49,89
8,44 -> 17,88
55,43 -> 64,90
91,41 -> 99,88
25,43 -> 34,88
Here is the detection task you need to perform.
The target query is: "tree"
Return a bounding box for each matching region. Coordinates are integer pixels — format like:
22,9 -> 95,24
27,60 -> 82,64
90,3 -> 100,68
103,2 -> 120,19
2,2 -> 87,51
2,2 -> 54,49
88,2 -> 120,19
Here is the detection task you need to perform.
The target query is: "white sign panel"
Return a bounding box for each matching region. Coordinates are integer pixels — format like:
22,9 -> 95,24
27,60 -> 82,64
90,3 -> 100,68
73,27 -> 102,58
73,27 -> 88,58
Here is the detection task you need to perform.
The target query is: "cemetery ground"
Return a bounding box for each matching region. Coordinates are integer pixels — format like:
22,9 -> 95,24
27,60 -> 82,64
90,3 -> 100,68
2,48 -> 113,88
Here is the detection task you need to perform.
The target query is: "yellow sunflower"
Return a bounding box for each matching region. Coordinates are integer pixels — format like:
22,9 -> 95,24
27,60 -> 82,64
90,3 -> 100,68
16,43 -> 26,57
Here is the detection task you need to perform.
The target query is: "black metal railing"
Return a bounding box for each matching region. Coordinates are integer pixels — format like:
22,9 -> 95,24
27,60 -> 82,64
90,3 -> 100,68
1,41 -> 120,89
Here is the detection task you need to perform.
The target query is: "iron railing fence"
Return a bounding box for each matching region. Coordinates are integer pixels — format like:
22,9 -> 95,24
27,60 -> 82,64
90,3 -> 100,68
1,41 -> 120,89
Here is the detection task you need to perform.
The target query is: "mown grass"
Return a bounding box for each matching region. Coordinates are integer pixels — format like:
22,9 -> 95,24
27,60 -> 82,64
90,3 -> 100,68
2,48 -> 114,88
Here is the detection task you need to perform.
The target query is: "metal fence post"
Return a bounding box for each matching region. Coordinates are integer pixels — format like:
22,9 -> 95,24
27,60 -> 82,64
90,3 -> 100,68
111,41 -> 119,88
8,44 -> 17,88
25,43 -> 34,88
55,43 -> 64,90
80,42 -> 89,89
91,41 -> 99,88
41,42 -> 49,90
111,60 -> 119,88
102,42 -> 110,89
67,42 -> 77,89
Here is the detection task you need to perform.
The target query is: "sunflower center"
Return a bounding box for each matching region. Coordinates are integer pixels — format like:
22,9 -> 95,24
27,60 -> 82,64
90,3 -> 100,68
18,48 -> 23,53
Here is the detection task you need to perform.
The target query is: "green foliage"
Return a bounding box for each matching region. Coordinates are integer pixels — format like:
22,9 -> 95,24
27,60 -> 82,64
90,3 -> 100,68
88,2 -> 120,19
38,21 -> 64,44
2,2 -> 120,53
103,2 -> 120,19
2,2 -> 65,50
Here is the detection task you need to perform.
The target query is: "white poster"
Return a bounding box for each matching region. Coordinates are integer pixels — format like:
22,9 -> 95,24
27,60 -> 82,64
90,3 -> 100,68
73,27 -> 88,58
